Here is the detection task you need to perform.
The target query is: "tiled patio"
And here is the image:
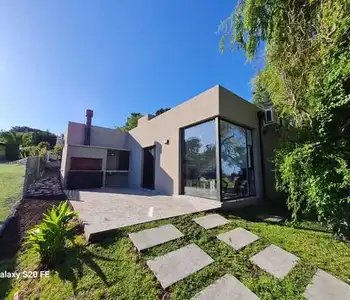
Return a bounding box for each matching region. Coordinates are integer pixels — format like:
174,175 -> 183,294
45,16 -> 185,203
66,188 -> 221,240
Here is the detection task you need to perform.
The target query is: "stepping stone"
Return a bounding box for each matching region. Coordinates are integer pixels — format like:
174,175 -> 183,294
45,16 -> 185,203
146,243 -> 213,288
217,228 -> 260,251
257,215 -> 284,223
129,224 -> 184,251
250,244 -> 299,279
193,214 -> 230,229
304,269 -> 350,300
192,274 -> 260,300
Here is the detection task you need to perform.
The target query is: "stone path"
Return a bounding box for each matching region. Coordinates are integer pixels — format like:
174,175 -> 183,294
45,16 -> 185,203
250,244 -> 299,279
129,224 -> 184,251
191,274 -> 260,300
193,214 -> 230,229
217,228 -> 260,251
146,243 -> 213,288
304,269 -> 350,300
130,215 -> 350,298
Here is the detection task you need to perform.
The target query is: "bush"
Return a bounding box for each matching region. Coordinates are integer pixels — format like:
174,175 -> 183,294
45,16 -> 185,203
20,145 -> 49,158
37,141 -> 50,150
26,201 -> 78,267
52,145 -> 63,160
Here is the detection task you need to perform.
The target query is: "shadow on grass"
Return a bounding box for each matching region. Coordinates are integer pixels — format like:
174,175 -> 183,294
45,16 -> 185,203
54,242 -> 117,294
221,202 -> 333,235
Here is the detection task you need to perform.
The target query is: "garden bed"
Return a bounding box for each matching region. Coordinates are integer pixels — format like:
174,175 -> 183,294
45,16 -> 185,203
0,198 -> 62,259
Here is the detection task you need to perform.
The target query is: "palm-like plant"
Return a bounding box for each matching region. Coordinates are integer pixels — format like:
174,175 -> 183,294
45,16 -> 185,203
26,201 -> 78,267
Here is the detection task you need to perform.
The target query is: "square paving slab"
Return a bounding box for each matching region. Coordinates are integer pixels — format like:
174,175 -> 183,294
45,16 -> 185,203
250,244 -> 299,279
193,214 -> 230,229
146,243 -> 214,288
191,274 -> 260,300
129,224 -> 184,251
217,228 -> 260,251
67,188 -> 221,241
304,269 -> 350,300
257,215 -> 284,223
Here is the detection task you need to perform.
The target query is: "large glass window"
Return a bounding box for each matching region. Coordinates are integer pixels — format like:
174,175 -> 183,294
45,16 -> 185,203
220,120 -> 255,200
183,120 -> 217,199
181,118 -> 255,201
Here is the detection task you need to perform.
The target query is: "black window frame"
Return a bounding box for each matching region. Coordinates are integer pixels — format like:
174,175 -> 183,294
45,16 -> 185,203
179,116 -> 256,202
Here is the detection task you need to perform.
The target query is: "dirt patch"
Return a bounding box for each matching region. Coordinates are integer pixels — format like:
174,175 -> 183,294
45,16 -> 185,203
0,199 -> 62,260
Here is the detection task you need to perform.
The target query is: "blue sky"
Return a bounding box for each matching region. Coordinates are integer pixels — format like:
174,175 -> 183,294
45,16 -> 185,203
0,0 -> 261,134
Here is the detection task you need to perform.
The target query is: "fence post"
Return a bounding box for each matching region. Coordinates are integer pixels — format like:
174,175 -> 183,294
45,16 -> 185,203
22,158 -> 29,197
36,156 -> 40,179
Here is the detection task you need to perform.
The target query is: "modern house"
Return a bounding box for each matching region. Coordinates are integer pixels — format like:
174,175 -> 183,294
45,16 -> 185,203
60,85 -> 281,205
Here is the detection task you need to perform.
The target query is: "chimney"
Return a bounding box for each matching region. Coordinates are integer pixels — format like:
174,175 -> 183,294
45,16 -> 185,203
84,109 -> 93,145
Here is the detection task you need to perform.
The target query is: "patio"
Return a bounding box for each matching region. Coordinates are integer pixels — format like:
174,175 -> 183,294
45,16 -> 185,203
66,188 -> 221,240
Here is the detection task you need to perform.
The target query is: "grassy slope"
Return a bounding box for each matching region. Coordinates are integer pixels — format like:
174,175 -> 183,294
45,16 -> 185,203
1,212 -> 350,300
0,164 -> 25,222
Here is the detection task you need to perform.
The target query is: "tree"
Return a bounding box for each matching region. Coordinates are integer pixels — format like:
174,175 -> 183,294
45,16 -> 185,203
155,108 -> 170,116
51,145 -> 63,160
32,130 -> 57,148
37,141 -> 50,150
1,127 -> 57,148
117,108 -> 172,132
1,131 -> 21,160
117,113 -> 143,132
220,0 -> 350,236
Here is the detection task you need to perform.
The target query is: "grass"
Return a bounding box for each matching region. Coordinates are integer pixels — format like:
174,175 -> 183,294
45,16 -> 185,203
0,164 -> 25,223
1,212 -> 350,299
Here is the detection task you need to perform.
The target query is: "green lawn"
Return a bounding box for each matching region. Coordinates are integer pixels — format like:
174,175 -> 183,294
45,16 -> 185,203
0,164 -> 25,223
1,212 -> 349,300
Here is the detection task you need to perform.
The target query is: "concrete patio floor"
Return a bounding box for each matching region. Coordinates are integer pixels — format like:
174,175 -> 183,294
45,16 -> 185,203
66,188 -> 221,240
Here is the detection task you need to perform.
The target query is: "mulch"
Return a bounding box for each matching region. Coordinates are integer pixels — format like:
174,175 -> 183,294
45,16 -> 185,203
0,198 -> 63,260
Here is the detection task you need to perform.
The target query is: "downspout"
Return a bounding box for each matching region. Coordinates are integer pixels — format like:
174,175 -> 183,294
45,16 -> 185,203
257,111 -> 267,201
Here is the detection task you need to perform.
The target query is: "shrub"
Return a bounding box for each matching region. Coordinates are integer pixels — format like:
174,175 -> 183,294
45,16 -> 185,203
37,141 -> 50,150
52,145 -> 63,160
26,201 -> 78,267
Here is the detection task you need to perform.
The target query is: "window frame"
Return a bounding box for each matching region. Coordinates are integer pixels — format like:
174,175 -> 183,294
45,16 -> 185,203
218,117 -> 256,201
179,116 -> 256,202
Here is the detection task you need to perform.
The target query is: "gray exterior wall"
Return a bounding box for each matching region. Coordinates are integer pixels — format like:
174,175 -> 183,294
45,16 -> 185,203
61,121 -> 129,187
127,85 -> 220,195
218,86 -> 263,202
127,85 -> 263,199
66,121 -> 128,149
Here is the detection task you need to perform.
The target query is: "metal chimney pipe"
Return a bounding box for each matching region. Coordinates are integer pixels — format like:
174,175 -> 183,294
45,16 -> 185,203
84,109 -> 93,145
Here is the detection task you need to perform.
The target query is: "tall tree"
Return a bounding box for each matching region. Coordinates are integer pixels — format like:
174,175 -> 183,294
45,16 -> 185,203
220,0 -> 350,236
